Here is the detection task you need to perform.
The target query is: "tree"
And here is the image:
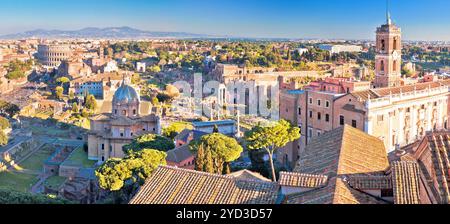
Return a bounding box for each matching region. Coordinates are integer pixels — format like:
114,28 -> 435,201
69,90 -> 75,100
131,73 -> 141,85
204,149 -> 215,174
0,188 -> 72,204
0,116 -> 10,130
56,77 -> 70,85
213,125 -> 219,133
72,102 -> 79,113
96,149 -> 166,195
85,94 -> 97,111
124,134 -> 175,153
151,97 -> 159,106
190,133 -> 243,174
244,119 -> 300,182
81,108 -> 89,118
0,101 -> 19,117
0,131 -> 8,146
55,86 -> 64,100
195,143 -> 205,171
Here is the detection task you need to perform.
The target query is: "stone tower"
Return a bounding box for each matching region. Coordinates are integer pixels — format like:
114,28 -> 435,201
373,3 -> 402,88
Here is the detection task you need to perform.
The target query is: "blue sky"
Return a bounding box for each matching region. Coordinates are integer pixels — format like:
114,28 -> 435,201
1,0 -> 450,40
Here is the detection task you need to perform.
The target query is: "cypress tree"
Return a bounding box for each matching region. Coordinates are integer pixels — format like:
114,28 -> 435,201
205,149 -> 214,174
195,144 -> 205,171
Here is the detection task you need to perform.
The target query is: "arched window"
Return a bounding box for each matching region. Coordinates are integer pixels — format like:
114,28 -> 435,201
393,38 -> 398,50
381,39 -> 386,51
393,60 -> 397,72
380,60 -> 385,72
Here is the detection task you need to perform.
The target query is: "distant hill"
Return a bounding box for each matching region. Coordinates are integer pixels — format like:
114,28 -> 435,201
0,26 -> 218,39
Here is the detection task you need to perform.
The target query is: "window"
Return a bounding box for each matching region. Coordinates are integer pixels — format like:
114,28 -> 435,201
381,39 -> 386,51
317,100 -> 321,106
380,60 -> 385,72
122,110 -> 127,116
393,60 -> 397,72
298,107 -> 302,115
309,98 -> 313,104
109,145 -> 113,153
318,112 -> 322,120
120,133 -> 124,137
377,115 -> 384,122
352,120 -> 357,128
309,111 -> 313,119
101,144 -> 105,150
114,109 -> 118,114
325,114 -> 330,122
308,128 -> 313,138
133,109 -> 137,115
326,101 -> 330,108
340,116 -> 345,125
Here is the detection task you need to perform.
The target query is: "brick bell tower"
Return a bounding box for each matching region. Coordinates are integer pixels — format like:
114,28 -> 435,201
373,1 -> 402,88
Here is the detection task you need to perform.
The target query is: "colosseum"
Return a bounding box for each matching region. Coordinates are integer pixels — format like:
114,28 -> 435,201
37,44 -> 73,68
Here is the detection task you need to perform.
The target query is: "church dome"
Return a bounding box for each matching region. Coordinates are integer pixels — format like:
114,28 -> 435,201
112,84 -> 140,105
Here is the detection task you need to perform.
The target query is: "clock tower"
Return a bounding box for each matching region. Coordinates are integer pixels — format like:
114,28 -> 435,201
373,6 -> 402,88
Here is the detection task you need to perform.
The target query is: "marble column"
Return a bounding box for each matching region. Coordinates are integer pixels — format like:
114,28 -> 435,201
398,108 -> 405,145
410,106 -> 417,142
426,102 -> 433,131
438,99 -> 444,129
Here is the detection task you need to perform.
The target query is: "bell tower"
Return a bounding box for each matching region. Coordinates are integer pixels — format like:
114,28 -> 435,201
373,0 -> 402,88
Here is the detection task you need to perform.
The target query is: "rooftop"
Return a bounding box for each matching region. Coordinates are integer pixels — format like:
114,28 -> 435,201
129,166 -> 279,204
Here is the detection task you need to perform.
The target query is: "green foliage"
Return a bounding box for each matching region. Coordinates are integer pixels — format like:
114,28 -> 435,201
56,77 -> 70,84
151,97 -> 159,105
244,119 -> 300,181
5,70 -> 25,80
69,90 -> 75,100
0,116 -> 10,130
81,108 -> 89,118
124,134 -> 175,153
72,102 -> 79,113
84,94 -> 97,111
0,131 -> 8,146
96,149 -> 167,191
213,125 -> 219,133
4,59 -> 32,80
55,86 -> 64,100
131,73 -> 141,85
0,188 -> 72,204
0,100 -> 19,118
162,122 -> 193,140
190,133 -> 243,174
149,65 -> 161,73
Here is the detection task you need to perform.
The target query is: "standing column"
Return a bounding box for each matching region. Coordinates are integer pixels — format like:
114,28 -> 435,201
398,108 -> 405,145
438,99 -> 444,130
388,111 -> 394,152
410,106 -> 417,142
426,102 -> 433,131
365,114 -> 374,136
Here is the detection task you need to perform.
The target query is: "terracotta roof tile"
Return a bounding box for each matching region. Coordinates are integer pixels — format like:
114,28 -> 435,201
278,172 -> 328,188
391,161 -> 421,204
129,166 -> 279,204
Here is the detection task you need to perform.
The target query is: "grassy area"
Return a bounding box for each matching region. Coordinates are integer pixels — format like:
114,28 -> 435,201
44,176 -> 66,190
29,126 -> 70,137
0,171 -> 38,192
19,145 -> 55,172
63,147 -> 96,168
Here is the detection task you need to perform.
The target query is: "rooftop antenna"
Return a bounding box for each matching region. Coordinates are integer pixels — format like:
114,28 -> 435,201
386,0 -> 392,25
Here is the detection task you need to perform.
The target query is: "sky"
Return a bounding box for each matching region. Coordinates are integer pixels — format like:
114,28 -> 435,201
0,0 -> 450,41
